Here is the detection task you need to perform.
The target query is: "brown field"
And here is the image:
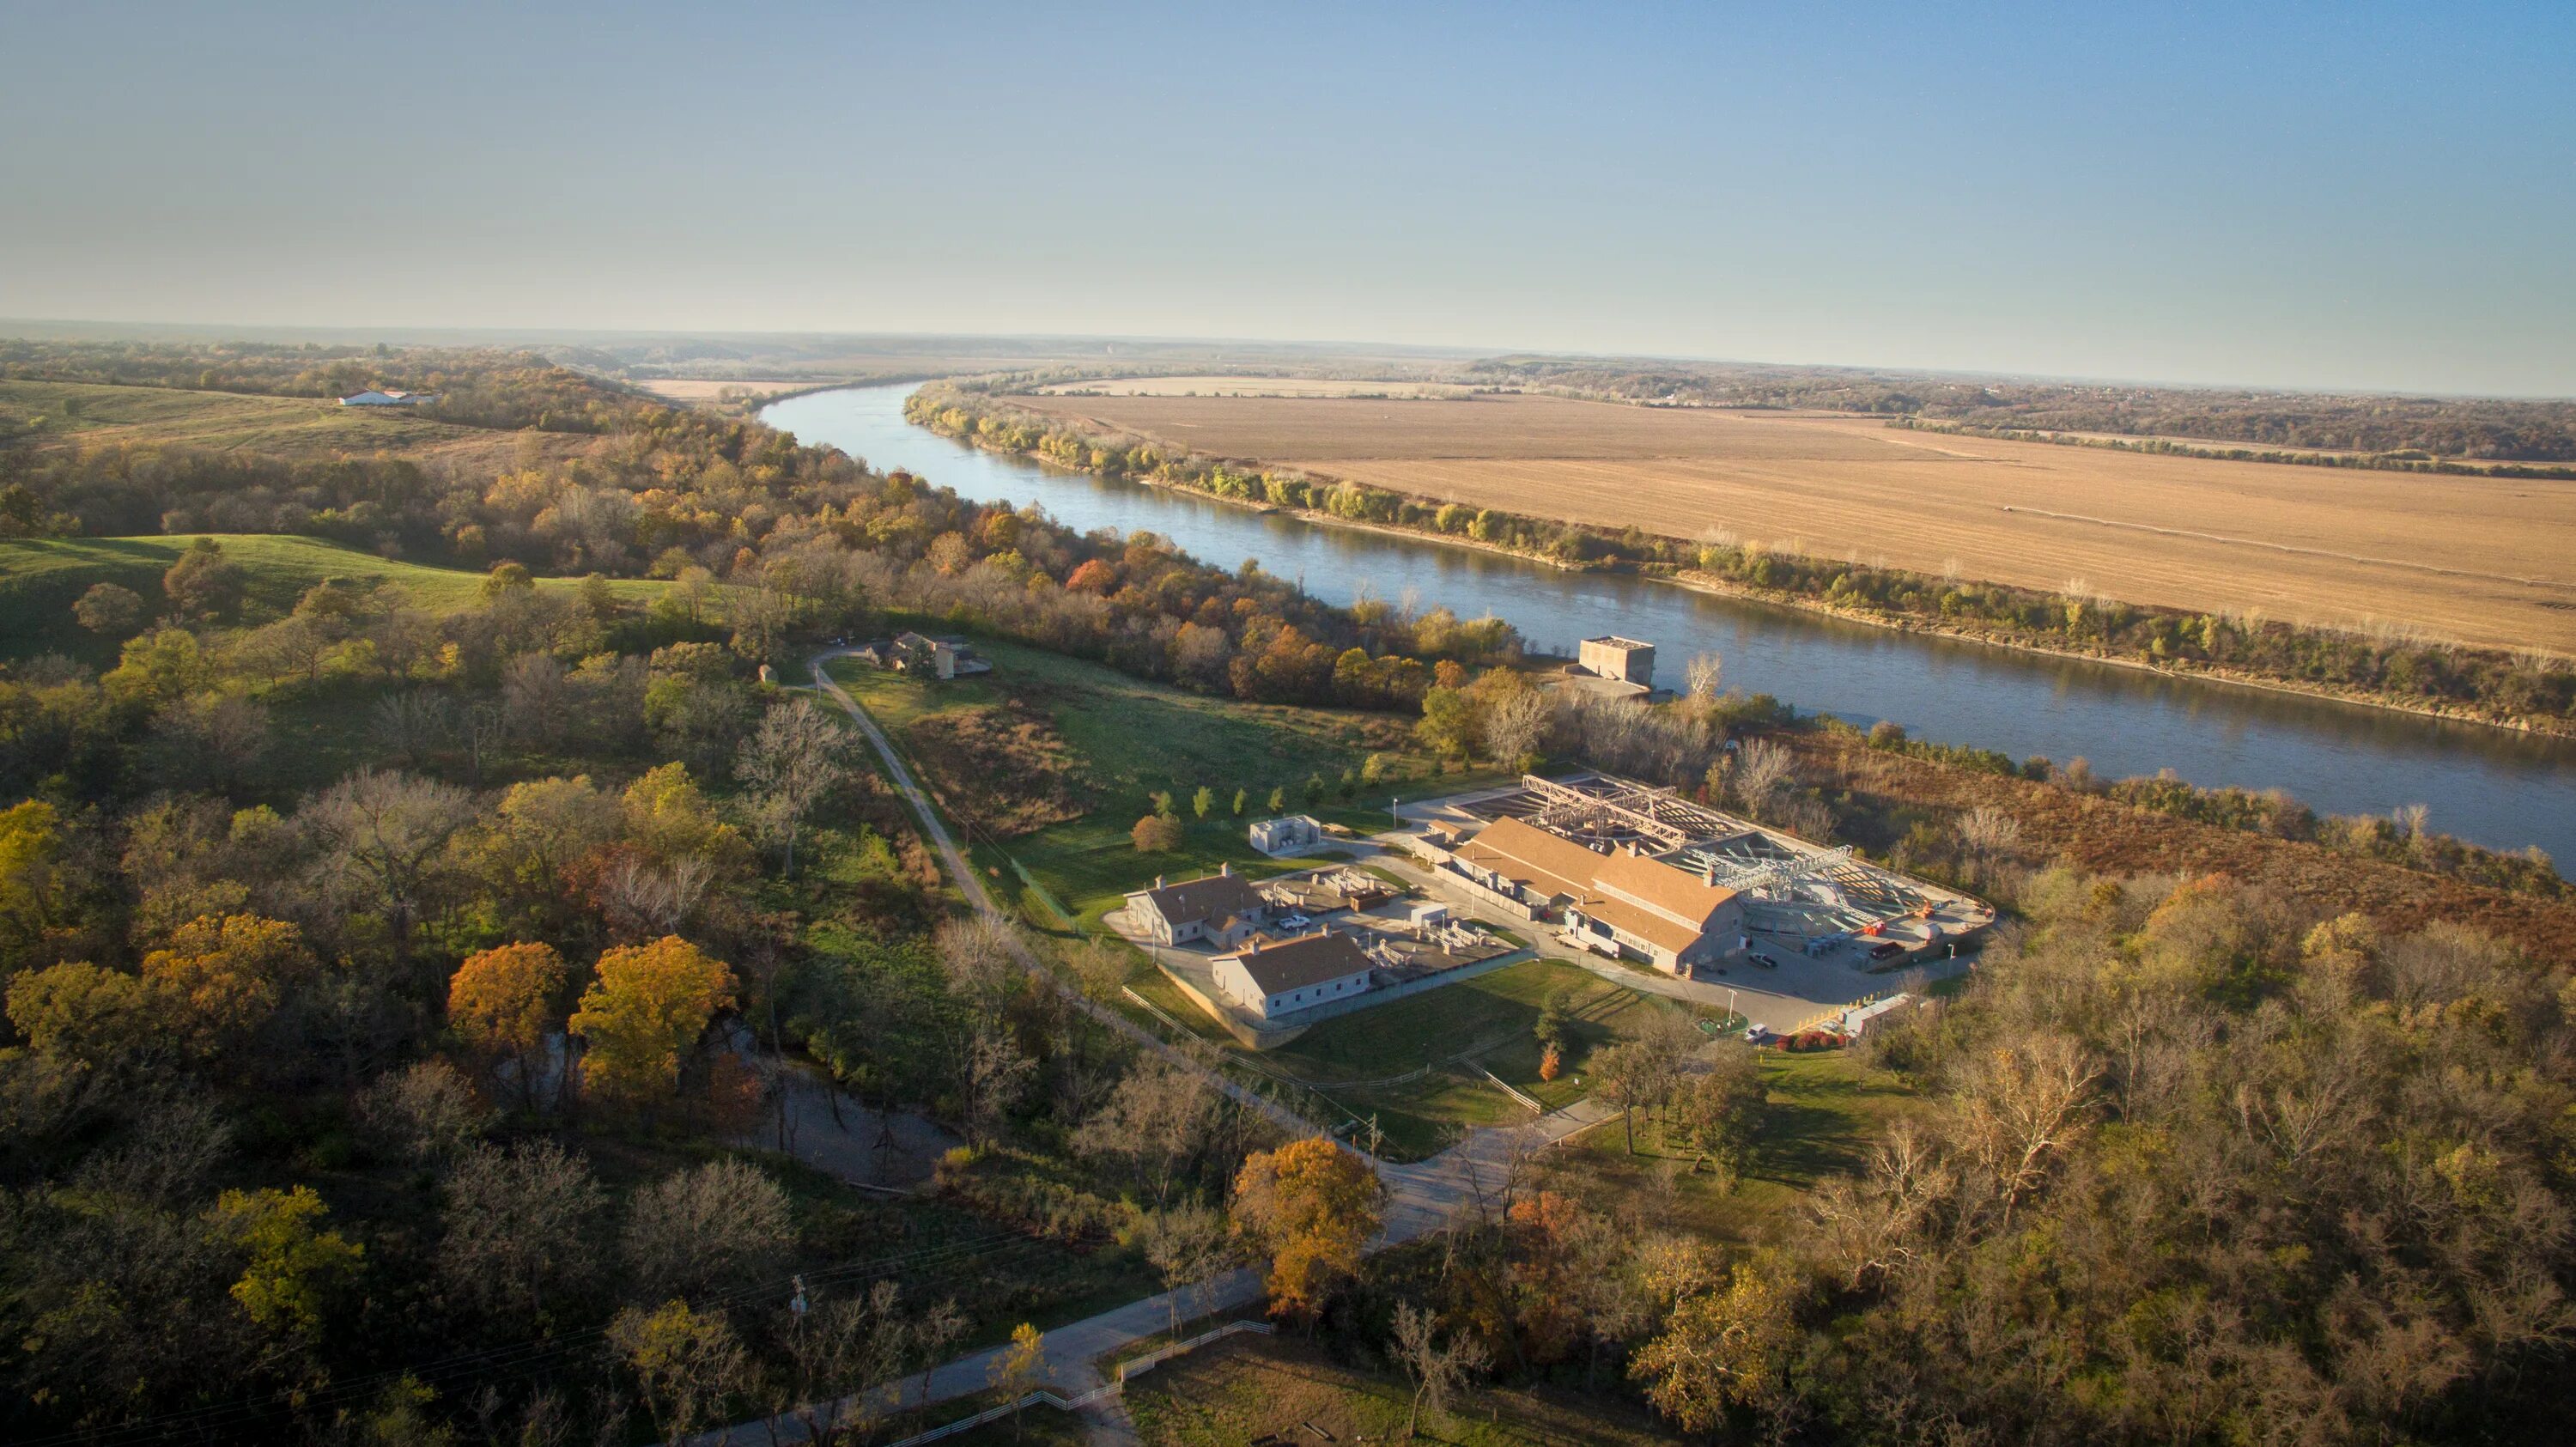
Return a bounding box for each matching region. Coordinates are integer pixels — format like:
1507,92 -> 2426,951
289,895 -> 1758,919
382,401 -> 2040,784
1012,390 -> 2576,653
1036,374 -> 1475,398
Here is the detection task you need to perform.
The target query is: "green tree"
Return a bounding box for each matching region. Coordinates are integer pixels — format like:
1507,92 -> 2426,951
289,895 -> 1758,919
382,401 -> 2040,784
1231,787 -> 1249,818
73,581 -> 147,638
163,537 -> 245,621
1191,785 -> 1215,822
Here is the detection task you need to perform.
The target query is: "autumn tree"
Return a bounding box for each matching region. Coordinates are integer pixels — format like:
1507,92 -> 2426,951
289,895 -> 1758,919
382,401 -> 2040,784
611,1298 -> 751,1445
1230,1137 -> 1383,1319
163,537 -> 245,621
568,936 -> 738,1109
986,1322 -> 1046,1438
446,941 -> 569,1110
206,1185 -> 365,1341
299,768 -> 476,981
1131,812 -> 1186,853
141,912 -> 316,1066
73,581 -> 147,637
1629,1248 -> 1801,1434
6,959 -> 153,1069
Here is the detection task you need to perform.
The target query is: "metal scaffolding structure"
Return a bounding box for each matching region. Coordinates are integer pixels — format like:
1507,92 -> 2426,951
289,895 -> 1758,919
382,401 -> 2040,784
1519,774 -> 1737,850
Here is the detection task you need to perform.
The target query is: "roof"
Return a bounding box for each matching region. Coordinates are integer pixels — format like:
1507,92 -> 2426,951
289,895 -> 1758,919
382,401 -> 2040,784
1129,872 -> 1266,929
1583,635 -> 1653,651
1594,848 -> 1738,927
1461,819 -> 1735,956
1454,816 -> 1606,903
1222,930 -> 1374,996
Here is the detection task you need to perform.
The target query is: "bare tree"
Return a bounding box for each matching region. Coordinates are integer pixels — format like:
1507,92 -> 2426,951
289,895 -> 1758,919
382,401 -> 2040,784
1072,1054 -> 1223,1206
1954,805 -> 2023,860
369,690 -> 453,768
738,697 -> 855,878
300,768 -> 476,981
1480,686 -> 1554,767
1728,739 -> 1795,818
937,914 -> 1022,1024
1391,1299 -> 1490,1440
624,1158 -> 796,1304
359,1058 -> 491,1164
1136,1202 -> 1234,1333
439,1140 -> 607,1322
963,1026 -> 1036,1146
1684,650 -> 1724,706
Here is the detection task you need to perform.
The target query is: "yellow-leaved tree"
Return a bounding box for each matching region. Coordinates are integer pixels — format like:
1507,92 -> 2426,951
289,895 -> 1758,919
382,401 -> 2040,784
568,936 -> 736,1108
1229,1137 -> 1383,1320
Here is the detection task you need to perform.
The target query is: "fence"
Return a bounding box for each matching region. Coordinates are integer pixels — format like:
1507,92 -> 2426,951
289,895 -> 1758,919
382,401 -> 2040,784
882,1321 -> 1276,1447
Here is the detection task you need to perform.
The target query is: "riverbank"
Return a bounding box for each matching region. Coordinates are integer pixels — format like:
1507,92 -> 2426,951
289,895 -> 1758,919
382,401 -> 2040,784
914,397 -> 2576,741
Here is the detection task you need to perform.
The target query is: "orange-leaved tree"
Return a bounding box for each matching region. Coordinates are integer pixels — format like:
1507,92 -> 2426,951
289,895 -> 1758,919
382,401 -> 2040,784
142,913 -> 316,1067
447,941 -> 569,1110
1229,1136 -> 1383,1320
568,935 -> 736,1109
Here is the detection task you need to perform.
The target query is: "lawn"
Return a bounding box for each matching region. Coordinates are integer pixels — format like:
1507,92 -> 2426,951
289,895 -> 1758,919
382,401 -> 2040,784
1560,1047 -> 1927,1244
1258,958 -> 1701,1158
822,638 -> 1485,933
0,534 -> 669,661
1123,1332 -> 1670,1446
0,378 -> 569,464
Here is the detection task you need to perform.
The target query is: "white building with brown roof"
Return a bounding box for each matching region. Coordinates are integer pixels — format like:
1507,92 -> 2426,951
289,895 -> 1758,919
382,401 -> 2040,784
1124,865 -> 1270,949
1444,816 -> 1741,974
1212,929 -> 1376,1020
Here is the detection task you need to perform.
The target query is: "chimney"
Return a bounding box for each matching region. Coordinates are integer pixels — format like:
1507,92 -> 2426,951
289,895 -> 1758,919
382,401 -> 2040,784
1155,875 -> 1165,891
1219,861 -> 1231,876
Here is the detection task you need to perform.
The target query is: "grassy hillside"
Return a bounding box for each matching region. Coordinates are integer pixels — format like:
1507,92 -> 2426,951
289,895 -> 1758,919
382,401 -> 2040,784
0,378 -> 515,458
0,533 -> 668,660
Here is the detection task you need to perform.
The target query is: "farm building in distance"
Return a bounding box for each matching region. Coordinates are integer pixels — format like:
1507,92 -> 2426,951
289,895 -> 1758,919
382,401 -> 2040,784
337,389 -> 438,407
1212,929 -> 1376,1021
847,632 -> 993,680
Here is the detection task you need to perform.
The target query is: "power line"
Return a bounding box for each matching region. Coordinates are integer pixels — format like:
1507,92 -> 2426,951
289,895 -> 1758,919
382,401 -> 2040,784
18,1225 -> 1080,1447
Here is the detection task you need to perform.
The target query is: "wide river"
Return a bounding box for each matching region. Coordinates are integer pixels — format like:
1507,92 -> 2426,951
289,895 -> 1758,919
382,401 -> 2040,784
765,384 -> 2576,862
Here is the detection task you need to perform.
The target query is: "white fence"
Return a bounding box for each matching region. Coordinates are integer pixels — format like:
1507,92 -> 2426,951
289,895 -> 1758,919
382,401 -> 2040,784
883,1321 -> 1276,1447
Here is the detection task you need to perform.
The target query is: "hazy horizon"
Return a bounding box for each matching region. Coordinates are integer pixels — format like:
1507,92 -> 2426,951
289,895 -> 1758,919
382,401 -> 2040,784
7,1 -> 2571,396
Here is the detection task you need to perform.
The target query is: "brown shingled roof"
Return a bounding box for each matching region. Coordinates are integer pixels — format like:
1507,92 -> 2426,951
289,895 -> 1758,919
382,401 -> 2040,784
1131,872 -> 1266,929
1224,930 -> 1374,996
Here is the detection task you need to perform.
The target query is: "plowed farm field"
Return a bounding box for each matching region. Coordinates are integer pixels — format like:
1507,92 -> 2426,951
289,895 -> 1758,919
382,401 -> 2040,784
1009,389 -> 2576,653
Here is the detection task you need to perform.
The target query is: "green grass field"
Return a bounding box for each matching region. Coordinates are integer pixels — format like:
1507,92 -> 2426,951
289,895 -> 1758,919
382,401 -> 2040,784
0,534 -> 668,661
823,640 -> 1472,932
0,378 -> 514,459
1563,1048 -> 1926,1243
1124,1333 -> 1669,1446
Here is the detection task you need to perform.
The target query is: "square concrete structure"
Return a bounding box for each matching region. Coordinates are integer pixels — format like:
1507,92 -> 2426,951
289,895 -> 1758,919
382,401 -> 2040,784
1248,814 -> 1324,854
1578,635 -> 1655,690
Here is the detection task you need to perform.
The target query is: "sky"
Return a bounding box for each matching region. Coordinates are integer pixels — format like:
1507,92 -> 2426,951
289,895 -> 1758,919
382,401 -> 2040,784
5,0 -> 2573,396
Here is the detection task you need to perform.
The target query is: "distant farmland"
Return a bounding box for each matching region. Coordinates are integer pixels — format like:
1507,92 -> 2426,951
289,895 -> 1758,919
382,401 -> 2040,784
1010,389 -> 2576,654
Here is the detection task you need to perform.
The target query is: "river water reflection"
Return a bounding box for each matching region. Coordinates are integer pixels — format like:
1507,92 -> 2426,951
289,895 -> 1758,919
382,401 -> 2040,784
763,385 -> 2576,861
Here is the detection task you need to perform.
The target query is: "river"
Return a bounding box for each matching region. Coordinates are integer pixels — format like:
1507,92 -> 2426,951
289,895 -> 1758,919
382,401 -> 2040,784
763,384 -> 2576,862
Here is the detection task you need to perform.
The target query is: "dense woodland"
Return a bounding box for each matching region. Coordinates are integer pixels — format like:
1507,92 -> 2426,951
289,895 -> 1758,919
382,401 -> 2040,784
915,383 -> 2576,735
4,344 -> 2574,1443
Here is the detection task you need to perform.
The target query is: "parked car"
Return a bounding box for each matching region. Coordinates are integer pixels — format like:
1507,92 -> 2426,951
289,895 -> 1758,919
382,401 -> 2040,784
1868,940 -> 1907,961
1749,952 -> 1783,970
1279,913 -> 1310,930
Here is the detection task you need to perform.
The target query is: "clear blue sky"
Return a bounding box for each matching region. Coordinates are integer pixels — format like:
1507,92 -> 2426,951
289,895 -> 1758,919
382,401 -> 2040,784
6,1 -> 2571,394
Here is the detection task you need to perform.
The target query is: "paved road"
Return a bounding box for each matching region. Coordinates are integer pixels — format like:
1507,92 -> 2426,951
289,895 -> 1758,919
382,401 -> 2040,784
712,655 -> 1631,1446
